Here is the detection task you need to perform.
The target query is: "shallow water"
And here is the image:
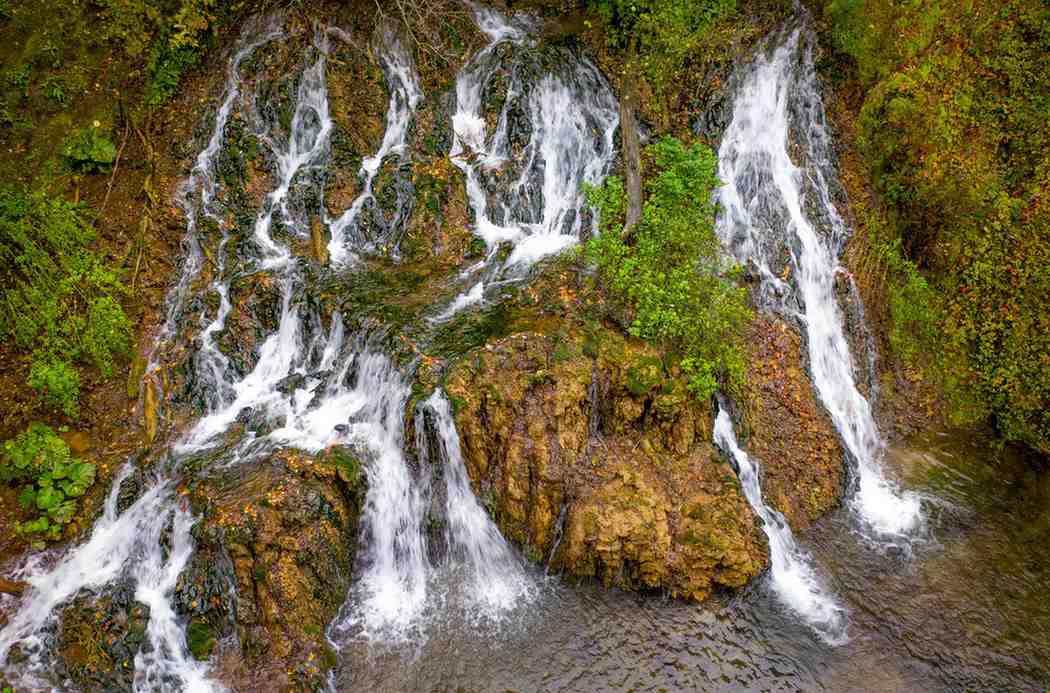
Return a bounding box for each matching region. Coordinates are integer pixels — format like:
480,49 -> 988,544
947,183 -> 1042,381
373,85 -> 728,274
332,430 -> 1050,692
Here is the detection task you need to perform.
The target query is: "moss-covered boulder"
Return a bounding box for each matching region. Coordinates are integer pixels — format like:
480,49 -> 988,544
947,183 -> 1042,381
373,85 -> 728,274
56,589 -> 150,691
446,329 -> 768,600
185,447 -> 365,690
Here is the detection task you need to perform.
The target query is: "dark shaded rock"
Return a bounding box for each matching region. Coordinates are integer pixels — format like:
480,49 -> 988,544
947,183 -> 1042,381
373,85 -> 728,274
56,588 -> 150,692
188,448 -> 366,690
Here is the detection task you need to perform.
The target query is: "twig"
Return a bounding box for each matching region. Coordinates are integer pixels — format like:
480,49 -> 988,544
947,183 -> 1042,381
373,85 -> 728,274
100,104 -> 131,217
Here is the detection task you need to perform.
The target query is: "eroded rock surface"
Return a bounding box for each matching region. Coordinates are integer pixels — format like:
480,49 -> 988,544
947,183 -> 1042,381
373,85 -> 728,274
740,316 -> 845,531
447,329 -> 768,601
186,449 -> 364,690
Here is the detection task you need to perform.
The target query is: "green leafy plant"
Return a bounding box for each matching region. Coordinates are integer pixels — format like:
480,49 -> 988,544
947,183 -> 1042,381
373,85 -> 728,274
42,75 -> 68,107
0,187 -> 132,415
585,136 -> 751,400
61,126 -> 117,173
589,0 -> 737,89
28,358 -> 81,416
2,423 -> 96,540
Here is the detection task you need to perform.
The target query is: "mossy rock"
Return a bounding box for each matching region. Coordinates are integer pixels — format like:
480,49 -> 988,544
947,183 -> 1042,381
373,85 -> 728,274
186,620 -> 216,661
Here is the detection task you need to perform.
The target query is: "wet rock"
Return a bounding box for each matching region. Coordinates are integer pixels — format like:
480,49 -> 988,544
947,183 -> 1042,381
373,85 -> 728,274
56,588 -> 150,692
275,373 -> 306,395
0,577 -> 26,595
188,448 -> 365,690
446,329 -> 767,601
739,316 -> 845,531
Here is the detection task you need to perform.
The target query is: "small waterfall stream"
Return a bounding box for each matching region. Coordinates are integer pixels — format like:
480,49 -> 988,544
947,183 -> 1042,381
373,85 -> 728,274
437,4 -> 619,319
420,390 -> 533,616
713,404 -> 846,643
715,25 -> 923,539
326,30 -> 421,264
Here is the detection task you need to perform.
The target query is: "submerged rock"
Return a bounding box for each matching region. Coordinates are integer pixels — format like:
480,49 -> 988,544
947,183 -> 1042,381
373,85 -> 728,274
446,329 -> 768,601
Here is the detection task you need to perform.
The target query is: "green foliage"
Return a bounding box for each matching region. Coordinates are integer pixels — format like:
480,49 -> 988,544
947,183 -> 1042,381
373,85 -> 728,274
826,0 -> 1050,453
41,76 -> 68,107
589,0 -> 737,87
2,423 -> 96,540
586,136 -> 751,400
6,64 -> 31,98
145,0 -> 223,106
61,126 -> 117,173
146,40 -> 203,106
28,358 -> 81,416
0,187 -> 131,414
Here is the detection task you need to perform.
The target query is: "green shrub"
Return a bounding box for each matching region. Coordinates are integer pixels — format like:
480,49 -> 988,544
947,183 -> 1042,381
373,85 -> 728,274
28,358 -> 81,417
146,39 -> 202,106
590,0 -> 736,84
0,187 -> 131,414
2,422 -> 96,540
826,0 -> 1050,453
61,126 -> 118,173
586,136 -> 751,400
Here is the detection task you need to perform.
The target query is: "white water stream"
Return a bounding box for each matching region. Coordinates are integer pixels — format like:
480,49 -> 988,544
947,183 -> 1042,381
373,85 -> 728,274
713,405 -> 847,643
437,5 -> 619,319
421,390 -> 533,617
715,27 -> 923,539
326,30 -> 421,265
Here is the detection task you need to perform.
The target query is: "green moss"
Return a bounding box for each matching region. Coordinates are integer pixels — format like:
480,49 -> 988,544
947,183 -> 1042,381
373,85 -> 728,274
826,0 -> 1050,453
428,302 -> 513,359
626,356 -> 663,396
186,620 -> 215,661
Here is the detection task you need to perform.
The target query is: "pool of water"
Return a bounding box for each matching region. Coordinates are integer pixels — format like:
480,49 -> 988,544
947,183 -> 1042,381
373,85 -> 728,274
333,430 -> 1050,692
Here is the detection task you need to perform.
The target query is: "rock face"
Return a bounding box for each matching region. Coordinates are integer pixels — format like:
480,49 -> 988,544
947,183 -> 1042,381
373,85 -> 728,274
185,449 -> 365,690
739,316 -> 845,531
446,329 -> 768,601
56,590 -> 150,691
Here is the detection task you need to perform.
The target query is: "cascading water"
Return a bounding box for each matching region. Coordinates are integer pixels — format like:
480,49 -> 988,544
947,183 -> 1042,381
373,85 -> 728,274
326,30 -> 421,265
712,404 -> 847,643
0,18 -> 463,687
418,390 -> 533,617
436,4 -> 619,319
714,24 -> 923,539
0,20 -> 296,689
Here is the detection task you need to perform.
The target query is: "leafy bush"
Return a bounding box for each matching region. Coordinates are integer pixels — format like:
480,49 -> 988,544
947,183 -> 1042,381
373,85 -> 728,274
2,423 -> 96,540
0,187 -> 131,415
146,39 -> 203,106
28,358 -> 81,416
589,0 -> 737,88
826,0 -> 1050,453
586,136 -> 751,400
61,126 -> 117,173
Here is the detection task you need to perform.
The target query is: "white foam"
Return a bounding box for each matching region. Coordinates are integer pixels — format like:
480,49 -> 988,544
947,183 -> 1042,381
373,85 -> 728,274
713,408 -> 847,643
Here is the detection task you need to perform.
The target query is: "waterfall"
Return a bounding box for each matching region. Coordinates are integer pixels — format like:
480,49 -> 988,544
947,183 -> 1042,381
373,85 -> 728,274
714,25 -> 923,539
713,405 -> 847,643
326,30 -> 421,264
0,19 -> 445,686
421,390 -> 533,618
435,4 -> 619,319
144,18 -> 284,386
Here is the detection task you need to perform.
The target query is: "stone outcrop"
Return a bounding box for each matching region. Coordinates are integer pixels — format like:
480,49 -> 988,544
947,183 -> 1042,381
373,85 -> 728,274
739,316 -> 846,531
184,448 -> 365,691
446,328 -> 768,601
